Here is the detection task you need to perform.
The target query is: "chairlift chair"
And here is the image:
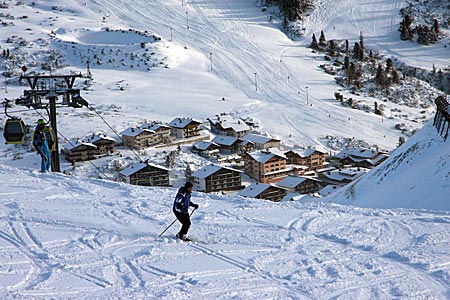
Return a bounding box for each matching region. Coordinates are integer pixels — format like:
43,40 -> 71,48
3,118 -> 26,144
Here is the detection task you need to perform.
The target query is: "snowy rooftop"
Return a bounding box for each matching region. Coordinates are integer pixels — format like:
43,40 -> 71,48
62,140 -> 96,151
348,153 -> 389,165
247,148 -> 287,163
281,192 -> 302,202
208,115 -> 250,132
168,117 -> 202,129
243,134 -> 280,145
277,176 -> 318,188
322,167 -> 370,182
238,183 -> 272,198
288,147 -> 328,158
140,123 -> 171,131
84,134 -> 116,144
212,135 -> 240,146
119,162 -> 170,177
121,127 -> 154,137
334,148 -> 379,159
192,141 -> 218,151
319,185 -> 342,197
193,164 -> 240,179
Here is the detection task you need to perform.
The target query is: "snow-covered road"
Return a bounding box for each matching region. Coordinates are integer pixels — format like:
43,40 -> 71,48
1,165 -> 449,299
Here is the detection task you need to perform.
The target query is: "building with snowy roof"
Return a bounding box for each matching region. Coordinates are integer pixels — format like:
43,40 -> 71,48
83,133 -> 116,155
62,133 -> 115,163
121,127 -> 155,149
207,114 -> 250,138
317,167 -> 369,187
243,133 -> 281,150
277,175 -> 321,194
238,183 -> 288,202
62,140 -> 97,162
193,164 -> 242,193
243,148 -> 290,184
285,147 -> 329,170
191,141 -> 220,158
319,185 -> 341,197
168,117 -> 202,139
333,147 -> 389,168
212,135 -> 255,155
139,122 -> 172,145
119,162 -> 170,186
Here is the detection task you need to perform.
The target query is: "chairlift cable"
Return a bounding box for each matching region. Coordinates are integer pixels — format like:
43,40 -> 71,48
32,108 -> 113,180
86,103 -> 144,162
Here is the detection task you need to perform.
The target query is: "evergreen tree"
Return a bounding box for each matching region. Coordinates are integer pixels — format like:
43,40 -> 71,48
433,18 -> 440,34
328,40 -> 336,56
392,69 -> 400,84
310,33 -> 318,49
386,58 -> 393,72
417,25 -> 431,45
346,61 -> 354,85
399,15 -> 413,40
353,42 -> 363,60
374,101 -> 380,115
375,63 -> 385,87
344,56 -> 350,70
359,31 -> 365,55
345,39 -> 349,53
319,30 -> 326,47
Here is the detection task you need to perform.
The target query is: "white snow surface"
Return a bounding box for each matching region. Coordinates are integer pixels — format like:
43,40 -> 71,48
329,120 -> 450,211
3,0 -> 448,153
1,165 -> 450,299
1,1 -> 450,298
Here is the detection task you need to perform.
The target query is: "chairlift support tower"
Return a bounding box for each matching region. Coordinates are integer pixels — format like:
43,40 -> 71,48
16,73 -> 88,172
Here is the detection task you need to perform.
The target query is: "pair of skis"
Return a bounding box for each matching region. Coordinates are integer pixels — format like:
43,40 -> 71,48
159,208 -> 199,243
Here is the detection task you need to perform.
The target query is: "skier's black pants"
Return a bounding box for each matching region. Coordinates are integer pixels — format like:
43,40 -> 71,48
174,211 -> 191,236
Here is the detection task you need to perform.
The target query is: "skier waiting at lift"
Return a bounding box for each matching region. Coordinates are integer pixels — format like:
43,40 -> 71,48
173,182 -> 199,241
33,119 -> 51,173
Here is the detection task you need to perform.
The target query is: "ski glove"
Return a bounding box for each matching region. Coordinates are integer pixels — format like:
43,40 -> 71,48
193,204 -> 199,209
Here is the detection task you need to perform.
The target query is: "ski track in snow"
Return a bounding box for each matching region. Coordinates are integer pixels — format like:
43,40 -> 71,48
0,169 -> 450,299
1,166 -> 450,299
0,0 -> 449,299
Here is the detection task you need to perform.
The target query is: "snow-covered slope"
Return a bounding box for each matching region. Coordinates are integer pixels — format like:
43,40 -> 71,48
2,0 -> 447,155
303,0 -> 449,69
1,165 -> 450,299
328,119 -> 450,211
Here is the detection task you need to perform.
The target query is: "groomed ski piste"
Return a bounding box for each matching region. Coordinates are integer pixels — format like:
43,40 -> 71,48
1,0 -> 450,299
1,157 -> 449,300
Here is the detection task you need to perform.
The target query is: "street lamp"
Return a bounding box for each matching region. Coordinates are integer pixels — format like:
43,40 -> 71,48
306,86 -> 309,105
209,52 -> 213,71
186,11 -> 189,29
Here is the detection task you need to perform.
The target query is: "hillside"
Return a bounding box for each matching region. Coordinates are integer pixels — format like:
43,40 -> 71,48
0,0 -> 447,156
1,164 -> 450,299
0,0 -> 450,298
328,119 -> 450,211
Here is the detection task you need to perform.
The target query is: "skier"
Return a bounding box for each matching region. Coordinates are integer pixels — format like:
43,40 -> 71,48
173,182 -> 199,241
32,119 -> 51,173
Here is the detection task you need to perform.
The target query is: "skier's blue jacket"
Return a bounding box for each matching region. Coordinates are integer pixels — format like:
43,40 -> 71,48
173,187 -> 196,214
33,126 -> 51,172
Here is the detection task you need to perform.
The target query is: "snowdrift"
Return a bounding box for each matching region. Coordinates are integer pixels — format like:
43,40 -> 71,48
329,119 -> 450,211
1,165 -> 450,299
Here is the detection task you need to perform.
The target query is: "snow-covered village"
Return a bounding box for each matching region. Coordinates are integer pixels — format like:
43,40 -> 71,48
0,0 -> 449,299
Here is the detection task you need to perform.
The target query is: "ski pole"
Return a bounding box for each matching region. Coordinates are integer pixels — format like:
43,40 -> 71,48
158,208 -> 197,237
